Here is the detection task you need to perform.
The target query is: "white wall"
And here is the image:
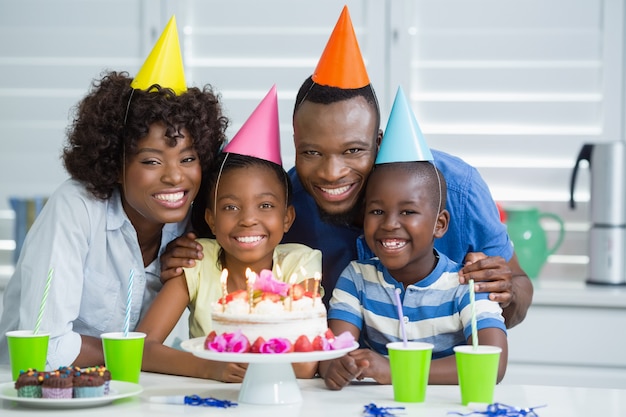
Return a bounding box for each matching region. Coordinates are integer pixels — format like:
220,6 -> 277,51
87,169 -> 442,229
1,0 -> 625,283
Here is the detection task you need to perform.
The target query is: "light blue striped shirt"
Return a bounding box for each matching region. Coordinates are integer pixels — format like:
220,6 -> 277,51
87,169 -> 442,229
328,251 -> 506,358
0,179 -> 188,369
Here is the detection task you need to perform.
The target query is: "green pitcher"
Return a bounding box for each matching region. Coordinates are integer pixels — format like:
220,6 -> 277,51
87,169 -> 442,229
504,206 -> 565,279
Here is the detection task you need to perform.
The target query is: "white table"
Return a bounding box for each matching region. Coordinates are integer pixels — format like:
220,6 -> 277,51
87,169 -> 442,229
1,365 -> 626,416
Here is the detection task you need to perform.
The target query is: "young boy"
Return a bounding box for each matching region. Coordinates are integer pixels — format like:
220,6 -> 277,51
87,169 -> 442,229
318,88 -> 508,389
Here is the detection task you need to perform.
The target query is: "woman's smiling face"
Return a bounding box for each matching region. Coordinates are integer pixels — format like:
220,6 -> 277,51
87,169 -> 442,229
120,122 -> 201,229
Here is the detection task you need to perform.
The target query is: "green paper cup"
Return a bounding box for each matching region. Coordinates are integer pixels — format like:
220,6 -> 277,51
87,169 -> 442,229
101,332 -> 145,383
454,345 -> 502,405
6,330 -> 50,381
387,341 -> 433,402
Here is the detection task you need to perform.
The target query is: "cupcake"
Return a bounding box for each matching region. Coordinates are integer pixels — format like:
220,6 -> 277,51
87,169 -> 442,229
42,370 -> 73,399
14,369 -> 43,398
73,367 -> 105,398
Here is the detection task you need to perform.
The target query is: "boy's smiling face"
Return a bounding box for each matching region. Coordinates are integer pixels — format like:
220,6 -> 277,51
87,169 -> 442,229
363,163 -> 448,284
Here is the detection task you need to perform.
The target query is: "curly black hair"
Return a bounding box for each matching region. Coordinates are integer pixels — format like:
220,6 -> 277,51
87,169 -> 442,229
63,71 -> 228,199
190,152 -> 293,237
292,75 -> 380,129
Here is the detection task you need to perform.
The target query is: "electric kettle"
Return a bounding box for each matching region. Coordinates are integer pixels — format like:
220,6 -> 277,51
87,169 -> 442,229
570,142 -> 626,285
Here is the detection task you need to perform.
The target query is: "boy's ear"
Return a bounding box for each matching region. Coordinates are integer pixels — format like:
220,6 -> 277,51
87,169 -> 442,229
283,205 -> 296,233
434,209 -> 450,238
205,208 -> 216,235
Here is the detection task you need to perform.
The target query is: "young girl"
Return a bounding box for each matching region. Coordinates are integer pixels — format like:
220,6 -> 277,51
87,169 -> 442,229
137,152 -> 322,382
0,18 -> 227,369
137,87 -> 322,382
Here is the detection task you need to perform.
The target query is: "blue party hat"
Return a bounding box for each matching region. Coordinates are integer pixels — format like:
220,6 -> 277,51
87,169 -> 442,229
376,87 -> 433,164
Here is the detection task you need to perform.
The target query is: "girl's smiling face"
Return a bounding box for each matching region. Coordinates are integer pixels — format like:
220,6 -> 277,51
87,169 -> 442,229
206,163 -> 295,273
120,122 -> 201,230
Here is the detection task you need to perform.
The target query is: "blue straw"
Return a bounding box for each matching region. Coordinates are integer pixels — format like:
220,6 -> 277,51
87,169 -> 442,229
394,288 -> 408,346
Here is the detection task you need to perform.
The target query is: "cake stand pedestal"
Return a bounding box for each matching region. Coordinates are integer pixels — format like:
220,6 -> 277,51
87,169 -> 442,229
181,337 -> 358,405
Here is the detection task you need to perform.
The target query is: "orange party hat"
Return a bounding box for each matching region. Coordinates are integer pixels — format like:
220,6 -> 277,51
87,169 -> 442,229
131,16 -> 187,94
223,85 -> 282,166
312,5 -> 370,89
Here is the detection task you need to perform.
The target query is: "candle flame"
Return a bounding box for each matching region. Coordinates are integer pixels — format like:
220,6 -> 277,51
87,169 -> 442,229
220,268 -> 228,284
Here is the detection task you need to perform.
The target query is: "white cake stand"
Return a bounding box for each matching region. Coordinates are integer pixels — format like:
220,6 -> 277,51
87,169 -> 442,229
181,337 -> 358,405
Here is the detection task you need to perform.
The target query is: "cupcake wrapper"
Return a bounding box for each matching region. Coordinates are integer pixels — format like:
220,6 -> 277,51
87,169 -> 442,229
42,387 -> 73,399
17,385 -> 42,398
73,385 -> 105,398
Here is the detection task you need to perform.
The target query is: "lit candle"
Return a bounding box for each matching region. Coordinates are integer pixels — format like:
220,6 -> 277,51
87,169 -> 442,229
288,273 -> 298,311
246,268 -> 256,313
312,272 -> 321,305
220,269 -> 229,309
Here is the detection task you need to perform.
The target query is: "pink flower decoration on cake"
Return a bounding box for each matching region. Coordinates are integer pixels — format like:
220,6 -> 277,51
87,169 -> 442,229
330,331 -> 356,350
253,269 -> 289,297
260,338 -> 293,354
207,330 -> 250,353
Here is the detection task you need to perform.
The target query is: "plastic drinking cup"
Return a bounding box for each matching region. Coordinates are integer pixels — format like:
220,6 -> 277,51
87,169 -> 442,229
101,332 -> 146,383
6,330 -> 50,381
387,341 -> 433,402
454,345 -> 502,405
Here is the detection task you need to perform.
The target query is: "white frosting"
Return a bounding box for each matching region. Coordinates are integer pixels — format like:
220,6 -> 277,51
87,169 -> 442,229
211,296 -> 327,343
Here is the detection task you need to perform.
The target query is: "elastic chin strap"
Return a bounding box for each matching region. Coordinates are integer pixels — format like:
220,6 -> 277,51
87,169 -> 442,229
123,88 -> 135,125
432,159 -> 443,235
214,153 -> 230,214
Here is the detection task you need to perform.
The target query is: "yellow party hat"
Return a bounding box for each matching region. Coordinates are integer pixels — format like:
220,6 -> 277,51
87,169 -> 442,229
130,15 -> 187,94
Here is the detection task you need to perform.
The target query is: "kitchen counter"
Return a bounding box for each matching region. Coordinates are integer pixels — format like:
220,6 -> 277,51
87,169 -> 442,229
529,279 -> 626,308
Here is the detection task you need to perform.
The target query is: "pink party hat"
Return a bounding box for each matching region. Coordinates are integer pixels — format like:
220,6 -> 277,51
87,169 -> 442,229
223,85 -> 282,165
376,87 -> 433,164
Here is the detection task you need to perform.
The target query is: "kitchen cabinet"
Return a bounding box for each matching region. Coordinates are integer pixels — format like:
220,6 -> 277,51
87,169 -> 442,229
505,280 -> 626,388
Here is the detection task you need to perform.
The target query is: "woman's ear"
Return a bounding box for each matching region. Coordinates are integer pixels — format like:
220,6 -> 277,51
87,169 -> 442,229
434,209 -> 450,239
283,205 -> 296,233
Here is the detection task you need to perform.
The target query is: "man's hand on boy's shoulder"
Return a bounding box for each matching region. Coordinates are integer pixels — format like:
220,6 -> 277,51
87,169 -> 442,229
459,253 -> 514,306
160,232 -> 204,283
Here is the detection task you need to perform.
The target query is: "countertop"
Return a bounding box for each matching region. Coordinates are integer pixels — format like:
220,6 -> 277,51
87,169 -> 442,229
529,279 -> 626,308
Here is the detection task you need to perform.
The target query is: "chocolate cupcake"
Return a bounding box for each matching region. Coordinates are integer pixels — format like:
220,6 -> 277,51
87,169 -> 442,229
42,370 -> 73,399
73,367 -> 105,398
14,369 -> 43,398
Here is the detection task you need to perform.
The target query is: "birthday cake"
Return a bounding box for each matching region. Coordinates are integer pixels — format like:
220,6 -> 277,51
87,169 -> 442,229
206,269 -> 353,353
